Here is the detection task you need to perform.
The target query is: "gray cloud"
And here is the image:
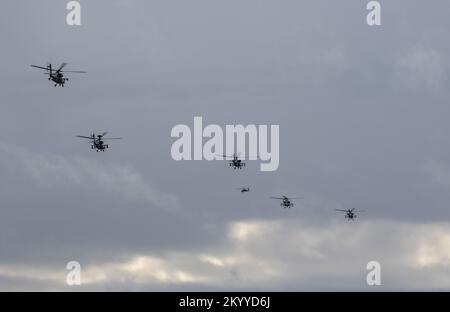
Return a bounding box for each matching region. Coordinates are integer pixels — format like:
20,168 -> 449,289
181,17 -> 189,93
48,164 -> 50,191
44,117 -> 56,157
396,46 -> 448,91
0,142 -> 179,210
2,218 -> 450,291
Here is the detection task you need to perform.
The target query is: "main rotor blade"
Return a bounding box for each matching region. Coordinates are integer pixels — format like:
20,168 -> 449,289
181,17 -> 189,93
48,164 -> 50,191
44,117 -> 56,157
76,135 -> 92,139
335,209 -> 348,212
103,138 -> 123,140
234,155 -> 257,160
270,197 -> 284,199
56,62 -> 67,72
60,70 -> 87,73
30,65 -> 49,71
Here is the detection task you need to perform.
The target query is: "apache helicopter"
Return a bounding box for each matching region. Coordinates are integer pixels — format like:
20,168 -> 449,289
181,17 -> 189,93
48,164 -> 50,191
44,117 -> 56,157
335,208 -> 364,220
270,195 -> 303,208
217,153 -> 246,169
30,63 -> 87,87
76,132 -> 122,152
237,187 -> 250,193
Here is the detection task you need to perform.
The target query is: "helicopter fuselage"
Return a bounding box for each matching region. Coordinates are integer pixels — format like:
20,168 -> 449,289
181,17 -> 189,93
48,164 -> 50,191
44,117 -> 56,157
49,73 -> 67,86
230,158 -> 245,169
281,199 -> 293,208
91,140 -> 109,152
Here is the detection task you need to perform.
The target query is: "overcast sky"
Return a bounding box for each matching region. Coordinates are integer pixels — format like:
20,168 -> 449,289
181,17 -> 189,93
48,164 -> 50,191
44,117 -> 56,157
1,0 -> 450,291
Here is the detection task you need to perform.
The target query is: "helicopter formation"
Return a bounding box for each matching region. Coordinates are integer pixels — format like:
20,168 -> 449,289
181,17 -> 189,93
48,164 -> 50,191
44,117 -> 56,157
30,61 -> 362,221
30,63 -> 123,152
226,157 -> 359,219
225,156 -> 361,219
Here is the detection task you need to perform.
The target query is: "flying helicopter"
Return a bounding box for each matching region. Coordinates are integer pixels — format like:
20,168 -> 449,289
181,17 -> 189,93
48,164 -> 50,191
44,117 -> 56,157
217,153 -> 246,169
30,63 -> 87,87
335,208 -> 364,220
270,195 -> 303,208
237,187 -> 250,193
76,132 -> 122,152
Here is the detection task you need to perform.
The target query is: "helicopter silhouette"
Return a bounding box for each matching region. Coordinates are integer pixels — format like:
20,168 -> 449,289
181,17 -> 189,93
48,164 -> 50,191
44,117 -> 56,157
270,195 -> 303,208
335,208 -> 364,220
217,153 -> 247,170
31,63 -> 86,87
76,132 -> 122,152
237,187 -> 250,193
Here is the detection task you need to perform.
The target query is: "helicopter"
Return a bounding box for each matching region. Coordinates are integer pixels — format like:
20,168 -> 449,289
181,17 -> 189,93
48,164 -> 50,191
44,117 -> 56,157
237,187 -> 250,193
270,195 -> 303,208
217,153 -> 246,169
335,208 -> 363,220
30,63 -> 87,87
76,132 -> 122,152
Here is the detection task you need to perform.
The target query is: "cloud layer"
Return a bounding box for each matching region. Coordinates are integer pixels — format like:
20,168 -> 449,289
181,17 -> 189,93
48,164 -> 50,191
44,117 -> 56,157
0,142 -> 178,210
1,219 -> 450,291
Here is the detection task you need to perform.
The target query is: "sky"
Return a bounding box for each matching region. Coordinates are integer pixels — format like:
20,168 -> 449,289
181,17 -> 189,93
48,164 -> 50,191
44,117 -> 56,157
1,0 -> 450,291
